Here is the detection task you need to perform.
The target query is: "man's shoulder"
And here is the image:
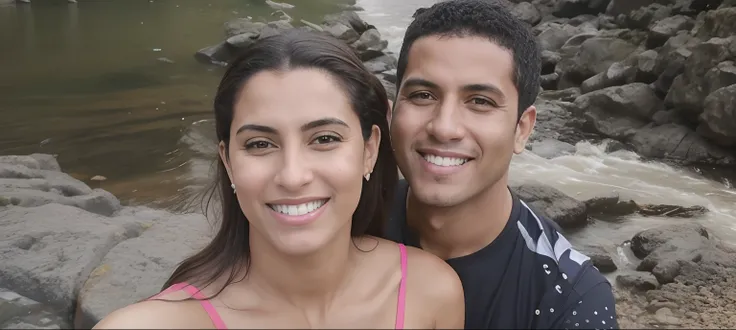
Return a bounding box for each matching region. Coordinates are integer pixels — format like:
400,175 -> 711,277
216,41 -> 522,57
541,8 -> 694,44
512,194 -> 609,289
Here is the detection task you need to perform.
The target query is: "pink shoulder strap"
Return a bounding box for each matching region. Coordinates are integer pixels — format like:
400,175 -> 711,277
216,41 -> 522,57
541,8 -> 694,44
395,243 -> 407,330
152,282 -> 228,329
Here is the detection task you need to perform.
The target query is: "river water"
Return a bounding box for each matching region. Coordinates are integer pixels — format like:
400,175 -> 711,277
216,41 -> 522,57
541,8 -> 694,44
1,0 -> 734,261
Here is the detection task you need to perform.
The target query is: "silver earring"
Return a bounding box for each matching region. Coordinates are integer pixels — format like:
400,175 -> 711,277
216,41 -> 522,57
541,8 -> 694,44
230,183 -> 236,193
364,173 -> 371,181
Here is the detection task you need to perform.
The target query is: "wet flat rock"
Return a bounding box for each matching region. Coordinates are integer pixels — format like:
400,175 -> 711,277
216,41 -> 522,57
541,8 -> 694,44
75,208 -> 212,328
0,204 -> 144,318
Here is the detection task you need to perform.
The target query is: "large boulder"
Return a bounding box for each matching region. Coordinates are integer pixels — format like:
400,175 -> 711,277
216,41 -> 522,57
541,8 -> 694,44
629,123 -> 735,164
556,35 -> 639,88
664,37 -> 735,122
575,83 -> 663,121
0,204 -> 144,318
698,83 -> 736,146
75,208 -> 211,328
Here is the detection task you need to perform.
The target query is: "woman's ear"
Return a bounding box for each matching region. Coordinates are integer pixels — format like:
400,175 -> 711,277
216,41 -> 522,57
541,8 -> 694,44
218,140 -> 235,183
363,125 -> 381,179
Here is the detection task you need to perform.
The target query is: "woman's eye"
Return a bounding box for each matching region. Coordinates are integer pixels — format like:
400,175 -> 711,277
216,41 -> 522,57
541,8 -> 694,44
313,135 -> 341,144
246,140 -> 273,149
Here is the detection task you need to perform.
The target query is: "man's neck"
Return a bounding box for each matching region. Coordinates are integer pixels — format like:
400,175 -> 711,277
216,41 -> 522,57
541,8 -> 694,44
245,225 -> 358,315
406,177 -> 514,260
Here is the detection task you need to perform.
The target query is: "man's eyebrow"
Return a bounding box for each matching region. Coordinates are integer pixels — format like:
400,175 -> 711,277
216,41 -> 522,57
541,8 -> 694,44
235,117 -> 348,135
402,78 -> 439,90
463,83 -> 506,100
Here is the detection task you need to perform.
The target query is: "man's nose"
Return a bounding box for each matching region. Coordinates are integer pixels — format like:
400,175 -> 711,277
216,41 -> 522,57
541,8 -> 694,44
426,100 -> 466,143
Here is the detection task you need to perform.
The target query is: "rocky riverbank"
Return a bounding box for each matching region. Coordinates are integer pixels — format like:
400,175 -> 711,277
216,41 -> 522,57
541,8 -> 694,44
2,153 -> 734,328
194,5 -> 398,101
504,0 -> 736,166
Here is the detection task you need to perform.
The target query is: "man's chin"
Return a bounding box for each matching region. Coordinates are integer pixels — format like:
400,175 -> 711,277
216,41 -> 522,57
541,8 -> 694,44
407,178 -> 470,208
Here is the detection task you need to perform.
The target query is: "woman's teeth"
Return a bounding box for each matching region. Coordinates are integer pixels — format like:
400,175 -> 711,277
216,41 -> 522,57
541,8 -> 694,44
269,200 -> 327,216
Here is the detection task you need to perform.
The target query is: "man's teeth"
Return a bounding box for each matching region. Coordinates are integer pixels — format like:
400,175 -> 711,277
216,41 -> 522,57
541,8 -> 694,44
423,154 -> 468,167
270,200 -> 326,216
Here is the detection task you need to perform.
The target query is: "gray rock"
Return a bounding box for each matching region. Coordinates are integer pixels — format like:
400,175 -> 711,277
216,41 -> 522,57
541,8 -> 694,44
553,0 -> 611,18
616,271 -> 659,291
693,7 -> 736,39
258,20 -> 294,39
665,37 -> 734,122
557,36 -> 638,88
531,99 -> 587,144
636,49 -> 659,83
575,83 -> 662,121
0,204 -> 144,318
630,123 -> 734,165
582,107 -> 647,140
536,23 -> 595,52
512,2 -> 542,25
580,245 -> 618,273
75,208 -> 212,328
540,72 -> 560,90
363,54 -> 396,73
698,83 -> 736,147
624,3 -> 672,29
223,18 -> 266,38
194,42 -> 231,66
584,192 -> 638,216
541,50 -> 561,74
511,183 -> 588,229
630,223 -> 736,285
539,87 -> 581,102
322,10 -> 369,35
322,21 -> 360,44
225,32 -> 257,49
580,61 -> 636,93
647,15 -> 694,48
351,28 -> 388,61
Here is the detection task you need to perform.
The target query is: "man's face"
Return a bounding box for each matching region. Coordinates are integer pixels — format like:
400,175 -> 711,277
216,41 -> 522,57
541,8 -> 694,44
390,35 -> 536,207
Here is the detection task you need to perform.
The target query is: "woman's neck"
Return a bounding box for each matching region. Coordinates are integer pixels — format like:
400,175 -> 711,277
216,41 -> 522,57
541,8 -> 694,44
245,224 -> 358,312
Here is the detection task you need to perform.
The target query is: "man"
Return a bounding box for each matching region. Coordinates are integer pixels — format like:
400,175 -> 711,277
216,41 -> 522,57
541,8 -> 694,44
385,0 -> 619,329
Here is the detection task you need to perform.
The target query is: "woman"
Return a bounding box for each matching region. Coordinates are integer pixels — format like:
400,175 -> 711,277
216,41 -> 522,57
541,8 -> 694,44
94,29 -> 464,329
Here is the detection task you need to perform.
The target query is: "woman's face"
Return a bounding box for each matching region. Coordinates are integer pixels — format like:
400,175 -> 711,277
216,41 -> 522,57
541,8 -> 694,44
220,68 -> 380,256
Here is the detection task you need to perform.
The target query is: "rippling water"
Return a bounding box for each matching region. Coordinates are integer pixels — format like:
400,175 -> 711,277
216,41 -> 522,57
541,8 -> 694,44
1,0 -> 734,253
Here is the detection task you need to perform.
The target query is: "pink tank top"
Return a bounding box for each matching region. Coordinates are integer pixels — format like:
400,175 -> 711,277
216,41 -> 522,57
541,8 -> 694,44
152,243 -> 409,329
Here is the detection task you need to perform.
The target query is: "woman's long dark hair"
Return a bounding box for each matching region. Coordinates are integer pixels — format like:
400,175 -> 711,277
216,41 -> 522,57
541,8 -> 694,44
161,29 -> 398,298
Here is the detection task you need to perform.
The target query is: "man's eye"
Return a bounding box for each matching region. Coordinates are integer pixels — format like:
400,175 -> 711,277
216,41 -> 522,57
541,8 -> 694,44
411,92 -> 435,100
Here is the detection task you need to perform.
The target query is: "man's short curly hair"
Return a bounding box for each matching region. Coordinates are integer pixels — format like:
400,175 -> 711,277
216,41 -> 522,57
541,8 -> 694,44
396,0 -> 542,118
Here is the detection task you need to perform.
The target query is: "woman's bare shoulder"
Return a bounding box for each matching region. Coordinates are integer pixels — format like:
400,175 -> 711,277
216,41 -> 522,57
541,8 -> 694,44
93,290 -> 214,329
403,245 -> 463,298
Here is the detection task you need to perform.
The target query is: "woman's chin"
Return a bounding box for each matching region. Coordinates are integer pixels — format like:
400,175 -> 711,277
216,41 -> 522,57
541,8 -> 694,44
272,231 -> 333,256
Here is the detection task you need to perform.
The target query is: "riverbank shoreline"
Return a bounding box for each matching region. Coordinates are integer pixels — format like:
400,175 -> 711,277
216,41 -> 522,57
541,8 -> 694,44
2,152 -> 735,329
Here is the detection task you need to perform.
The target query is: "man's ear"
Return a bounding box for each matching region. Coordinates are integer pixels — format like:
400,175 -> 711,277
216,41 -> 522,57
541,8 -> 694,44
386,99 -> 394,125
513,106 -> 537,154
